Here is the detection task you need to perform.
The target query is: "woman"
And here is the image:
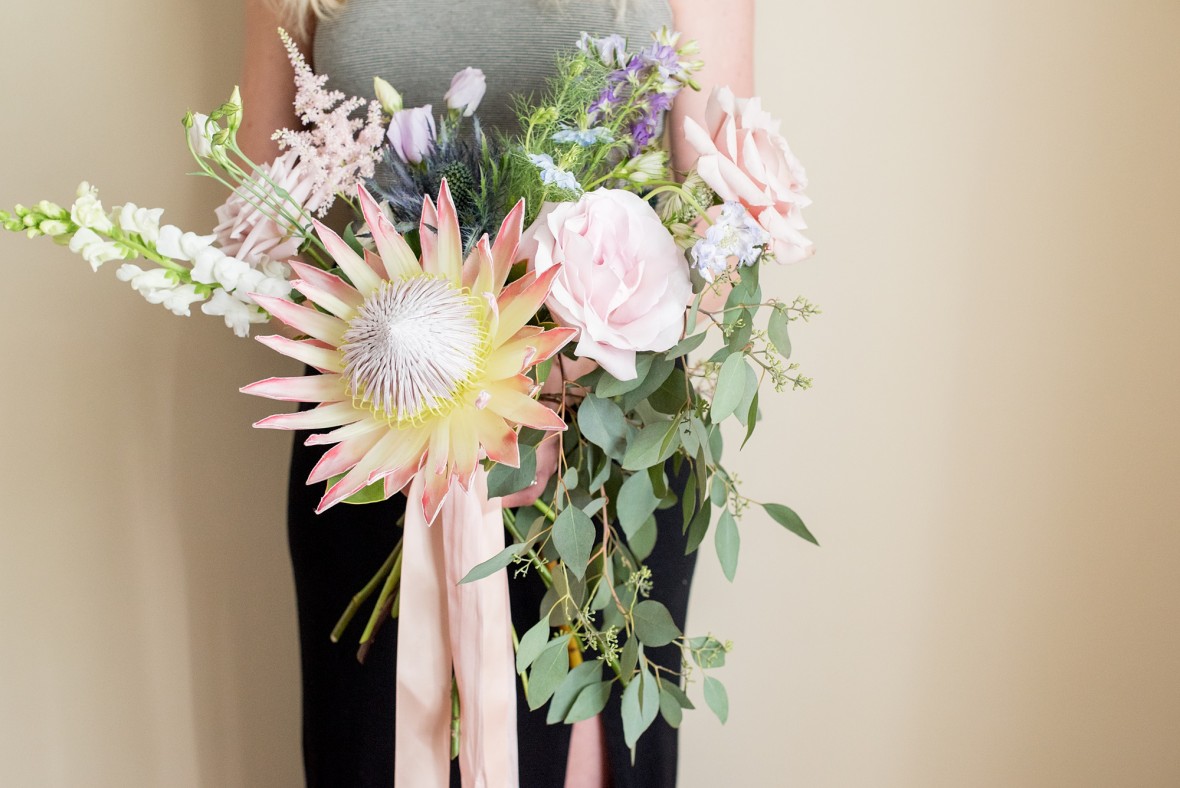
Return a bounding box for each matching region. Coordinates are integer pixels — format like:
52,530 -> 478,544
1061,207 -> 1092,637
239,0 -> 753,785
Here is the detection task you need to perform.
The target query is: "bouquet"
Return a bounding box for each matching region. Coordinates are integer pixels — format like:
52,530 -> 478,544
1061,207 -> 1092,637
2,27 -> 819,785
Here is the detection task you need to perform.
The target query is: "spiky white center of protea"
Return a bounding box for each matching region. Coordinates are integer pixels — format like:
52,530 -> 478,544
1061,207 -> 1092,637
341,276 -> 486,423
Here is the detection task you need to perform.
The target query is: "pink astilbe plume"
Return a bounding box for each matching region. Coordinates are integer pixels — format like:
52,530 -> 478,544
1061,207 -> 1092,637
274,30 -> 386,216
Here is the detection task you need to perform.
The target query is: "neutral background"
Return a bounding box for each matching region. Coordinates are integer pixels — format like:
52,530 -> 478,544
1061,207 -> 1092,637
1,1 -> 1178,786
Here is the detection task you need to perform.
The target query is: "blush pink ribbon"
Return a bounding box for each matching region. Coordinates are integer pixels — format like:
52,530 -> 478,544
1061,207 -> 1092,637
395,468 -> 520,787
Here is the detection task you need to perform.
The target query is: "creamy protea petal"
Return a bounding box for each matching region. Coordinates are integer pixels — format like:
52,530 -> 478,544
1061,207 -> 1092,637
313,219 -> 383,296
433,180 -> 463,284
447,411 -> 481,487
485,380 -> 567,431
254,401 -> 361,430
305,417 -> 384,447
493,266 -> 562,347
357,186 -> 420,279
255,334 -> 344,373
472,410 -> 521,466
419,195 -> 439,274
463,235 -> 494,293
485,326 -> 577,381
241,374 -> 345,403
288,260 -> 363,318
309,427 -> 386,485
318,431 -> 408,511
421,463 -> 452,524
490,199 -> 525,293
251,294 -> 348,346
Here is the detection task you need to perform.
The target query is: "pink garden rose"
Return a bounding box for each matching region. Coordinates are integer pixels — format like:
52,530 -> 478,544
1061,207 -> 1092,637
684,87 -> 814,264
522,189 -> 693,381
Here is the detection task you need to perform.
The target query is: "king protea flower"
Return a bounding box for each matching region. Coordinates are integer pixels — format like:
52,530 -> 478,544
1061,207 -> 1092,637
242,181 -> 574,520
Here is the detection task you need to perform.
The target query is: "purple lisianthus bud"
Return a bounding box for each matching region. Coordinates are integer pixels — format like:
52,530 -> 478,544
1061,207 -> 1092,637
386,105 -> 436,164
444,68 -> 486,117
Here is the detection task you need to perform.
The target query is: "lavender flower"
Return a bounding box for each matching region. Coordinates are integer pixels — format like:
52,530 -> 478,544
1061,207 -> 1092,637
528,153 -> 582,193
578,33 -> 629,68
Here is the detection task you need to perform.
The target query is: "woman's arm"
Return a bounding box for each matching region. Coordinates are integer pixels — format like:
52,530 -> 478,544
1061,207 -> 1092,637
238,0 -> 312,163
667,0 -> 755,173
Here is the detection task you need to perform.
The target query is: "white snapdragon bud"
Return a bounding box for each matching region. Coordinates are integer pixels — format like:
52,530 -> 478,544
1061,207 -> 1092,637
201,289 -> 267,337
118,203 -> 165,244
158,284 -> 206,317
70,182 -> 114,233
116,263 -> 175,294
69,227 -> 126,271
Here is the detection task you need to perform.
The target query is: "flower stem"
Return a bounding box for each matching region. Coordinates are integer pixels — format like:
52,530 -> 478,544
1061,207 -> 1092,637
331,541 -> 401,642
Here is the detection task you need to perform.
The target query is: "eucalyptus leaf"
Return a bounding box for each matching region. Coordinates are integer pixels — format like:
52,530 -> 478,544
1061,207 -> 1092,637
703,676 -> 729,724
628,515 -> 657,562
668,331 -> 707,359
486,444 -> 537,498
515,618 -> 552,674
553,506 -> 596,579
619,636 -> 640,680
658,683 -> 684,728
735,361 -> 759,429
526,635 -> 571,710
618,471 -> 659,538
715,510 -> 740,582
684,498 -> 711,555
621,420 -> 680,471
597,354 -> 653,397
711,354 -> 749,423
621,667 -> 660,750
621,355 -> 676,412
582,497 -> 607,518
767,307 -> 792,358
763,503 -> 819,545
565,680 -> 613,724
578,395 -> 630,462
660,678 -> 695,710
546,660 -> 603,724
740,391 -> 760,450
648,366 -> 689,415
460,543 -> 524,584
689,636 -> 728,669
726,308 -> 754,353
633,600 -> 680,648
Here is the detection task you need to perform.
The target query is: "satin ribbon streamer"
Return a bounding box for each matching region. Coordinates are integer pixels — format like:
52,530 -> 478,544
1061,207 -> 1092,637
395,468 -> 520,787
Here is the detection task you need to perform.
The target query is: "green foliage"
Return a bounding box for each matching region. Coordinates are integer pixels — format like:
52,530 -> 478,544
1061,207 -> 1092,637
703,676 -> 729,724
486,444 -> 537,498
552,506 -> 596,579
763,503 -> 819,546
633,600 -> 680,647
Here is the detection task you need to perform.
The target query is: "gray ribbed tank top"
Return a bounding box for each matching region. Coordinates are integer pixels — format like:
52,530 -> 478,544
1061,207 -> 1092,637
314,0 -> 673,135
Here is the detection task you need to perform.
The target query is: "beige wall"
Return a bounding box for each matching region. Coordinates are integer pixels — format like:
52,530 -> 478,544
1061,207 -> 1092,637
1,1 -> 1178,787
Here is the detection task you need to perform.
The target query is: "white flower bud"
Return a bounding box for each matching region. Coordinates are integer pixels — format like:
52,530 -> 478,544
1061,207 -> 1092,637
373,76 -> 403,114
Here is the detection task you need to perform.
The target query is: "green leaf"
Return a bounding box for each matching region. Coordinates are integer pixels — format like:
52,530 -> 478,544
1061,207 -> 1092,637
515,618 -> 552,674
553,506 -> 596,579
617,471 -> 659,539
546,660 -> 603,724
621,667 -> 660,750
582,497 -> 607,518
689,636 -> 728,669
709,474 -> 728,507
684,498 -> 711,555
648,366 -> 689,415
661,678 -> 695,710
685,289 -> 706,335
715,510 -> 740,582
597,354 -> 653,397
325,474 -> 386,505
566,681 -> 613,724
667,331 -> 707,359
735,361 -> 759,430
486,444 -> 537,498
633,600 -> 680,648
740,390 -> 760,450
561,465 -> 579,490
621,355 -> 676,412
763,503 -> 819,545
527,635 -> 571,710
711,354 -> 749,423
726,308 -> 754,353
628,515 -> 657,562
619,636 -> 640,680
621,420 -> 679,471
578,395 -> 630,462
532,356 -> 554,388
703,676 -> 729,724
658,682 -> 684,728
460,543 -> 523,584
767,307 -> 792,358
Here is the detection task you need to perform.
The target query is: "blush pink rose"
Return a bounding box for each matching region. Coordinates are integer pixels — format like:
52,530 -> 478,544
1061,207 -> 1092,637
521,189 -> 692,381
684,87 -> 815,264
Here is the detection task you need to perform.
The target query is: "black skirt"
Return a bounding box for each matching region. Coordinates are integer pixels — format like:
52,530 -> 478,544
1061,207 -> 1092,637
288,421 -> 697,787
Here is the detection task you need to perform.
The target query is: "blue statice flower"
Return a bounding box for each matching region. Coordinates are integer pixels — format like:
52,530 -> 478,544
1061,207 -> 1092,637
528,153 -> 583,193
551,126 -> 614,147
691,202 -> 771,282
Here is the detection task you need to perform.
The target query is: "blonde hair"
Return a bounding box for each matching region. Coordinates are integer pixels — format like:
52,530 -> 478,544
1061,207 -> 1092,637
276,0 -> 626,40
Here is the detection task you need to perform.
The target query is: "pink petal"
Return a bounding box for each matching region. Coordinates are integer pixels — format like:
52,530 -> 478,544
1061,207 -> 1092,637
255,334 -> 344,373
491,199 -> 525,292
492,265 -> 562,347
434,179 -> 463,284
463,235 -> 494,293
312,219 -> 382,296
358,185 -> 421,280
308,427 -> 386,486
473,410 -> 520,467
419,195 -> 439,274
251,294 -> 347,345
305,418 -> 384,447
253,401 -> 361,430
420,466 -> 452,524
288,260 -> 363,319
484,381 -> 566,431
241,373 -> 345,403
